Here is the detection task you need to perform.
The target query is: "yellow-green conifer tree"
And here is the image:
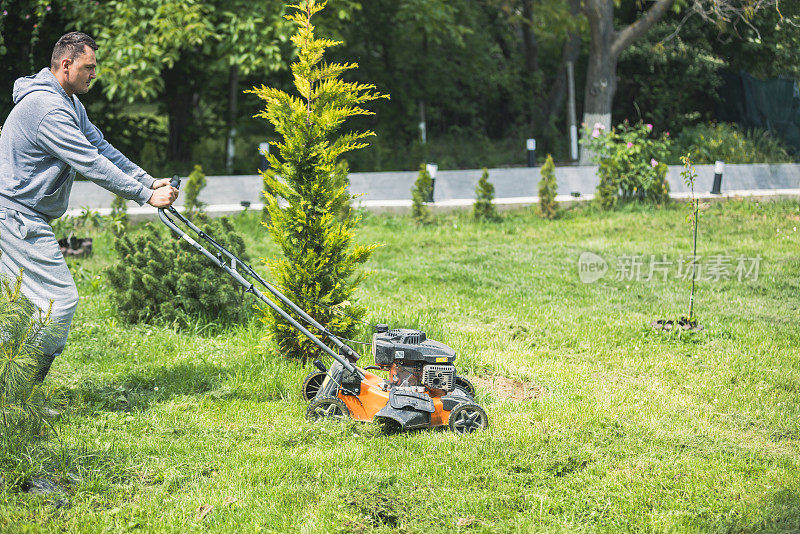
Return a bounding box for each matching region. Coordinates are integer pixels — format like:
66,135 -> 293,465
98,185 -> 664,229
248,1 -> 387,360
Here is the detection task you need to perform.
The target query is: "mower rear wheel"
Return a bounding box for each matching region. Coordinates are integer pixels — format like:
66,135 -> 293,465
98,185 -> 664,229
454,375 -> 476,397
306,395 -> 350,422
448,402 -> 488,434
301,371 -> 327,401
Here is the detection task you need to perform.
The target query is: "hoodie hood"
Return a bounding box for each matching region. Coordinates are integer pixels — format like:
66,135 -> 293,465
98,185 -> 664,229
13,68 -> 70,105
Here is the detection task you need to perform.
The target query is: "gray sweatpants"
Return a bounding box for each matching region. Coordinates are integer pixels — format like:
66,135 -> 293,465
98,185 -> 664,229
0,207 -> 79,380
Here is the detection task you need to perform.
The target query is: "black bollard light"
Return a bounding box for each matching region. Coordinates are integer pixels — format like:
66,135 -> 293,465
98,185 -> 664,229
258,142 -> 270,173
711,160 -> 724,195
527,138 -> 536,167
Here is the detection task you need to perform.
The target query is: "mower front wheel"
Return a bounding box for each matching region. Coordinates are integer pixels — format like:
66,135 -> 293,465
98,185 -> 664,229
306,395 -> 350,422
448,402 -> 488,434
301,371 -> 327,401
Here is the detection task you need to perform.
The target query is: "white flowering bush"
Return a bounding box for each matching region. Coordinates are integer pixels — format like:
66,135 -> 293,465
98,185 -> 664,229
583,121 -> 671,209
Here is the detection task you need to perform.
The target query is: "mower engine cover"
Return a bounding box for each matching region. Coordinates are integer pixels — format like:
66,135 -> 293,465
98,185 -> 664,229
372,329 -> 456,366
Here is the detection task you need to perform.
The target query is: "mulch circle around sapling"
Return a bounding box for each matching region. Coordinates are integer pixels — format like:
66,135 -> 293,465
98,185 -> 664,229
58,237 -> 93,258
24,475 -> 76,509
651,317 -> 704,332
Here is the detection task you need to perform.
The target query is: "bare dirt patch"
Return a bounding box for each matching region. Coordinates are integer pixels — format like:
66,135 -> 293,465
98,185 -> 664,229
471,375 -> 544,402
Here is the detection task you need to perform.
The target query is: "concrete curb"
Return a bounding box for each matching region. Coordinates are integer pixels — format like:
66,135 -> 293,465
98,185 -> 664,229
64,188 -> 800,221
66,163 -> 800,218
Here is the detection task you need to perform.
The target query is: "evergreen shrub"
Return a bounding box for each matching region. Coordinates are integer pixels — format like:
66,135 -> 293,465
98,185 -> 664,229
412,163 -> 433,224
183,164 -> 207,218
0,265 -> 57,450
538,155 -> 558,219
106,216 -> 250,327
246,0 -> 385,360
473,168 -> 498,221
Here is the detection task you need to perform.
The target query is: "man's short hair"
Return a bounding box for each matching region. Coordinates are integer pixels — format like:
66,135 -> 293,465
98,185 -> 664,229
51,32 -> 98,70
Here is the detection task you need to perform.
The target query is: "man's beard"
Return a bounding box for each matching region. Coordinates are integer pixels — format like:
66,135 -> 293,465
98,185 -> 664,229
74,83 -> 91,95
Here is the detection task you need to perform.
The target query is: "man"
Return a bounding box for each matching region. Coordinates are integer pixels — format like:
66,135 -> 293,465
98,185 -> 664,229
0,32 -> 178,382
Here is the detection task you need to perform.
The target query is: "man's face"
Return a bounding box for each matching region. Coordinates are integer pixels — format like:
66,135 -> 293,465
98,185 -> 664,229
65,45 -> 96,95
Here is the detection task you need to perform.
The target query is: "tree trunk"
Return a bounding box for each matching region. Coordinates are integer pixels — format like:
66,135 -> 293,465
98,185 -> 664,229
520,0 -> 539,74
581,0 -> 616,156
540,0 -> 581,133
579,0 -> 677,163
226,64 -> 239,174
163,57 -> 195,164
419,32 -> 428,147
582,40 -> 617,138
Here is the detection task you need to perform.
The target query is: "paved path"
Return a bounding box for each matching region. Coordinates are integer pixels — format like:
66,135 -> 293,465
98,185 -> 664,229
65,163 -> 800,218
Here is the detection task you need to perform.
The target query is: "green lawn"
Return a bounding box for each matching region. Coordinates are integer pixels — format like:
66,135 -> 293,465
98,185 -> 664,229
2,200 -> 800,533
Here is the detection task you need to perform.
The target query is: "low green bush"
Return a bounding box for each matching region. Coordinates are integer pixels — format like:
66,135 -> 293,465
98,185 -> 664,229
412,163 -> 434,224
669,122 -> 793,164
106,216 -> 250,327
183,164 -> 207,218
583,121 -> 670,209
473,168 -> 498,221
538,155 -> 558,219
109,195 -> 128,235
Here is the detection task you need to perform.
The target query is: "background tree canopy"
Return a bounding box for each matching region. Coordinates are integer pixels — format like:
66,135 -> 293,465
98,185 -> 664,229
0,0 -> 797,174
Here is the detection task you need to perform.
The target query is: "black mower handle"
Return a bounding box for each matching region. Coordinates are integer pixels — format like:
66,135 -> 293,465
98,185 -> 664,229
155,189 -> 362,376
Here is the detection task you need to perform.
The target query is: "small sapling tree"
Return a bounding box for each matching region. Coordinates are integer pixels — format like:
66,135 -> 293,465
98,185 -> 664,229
183,165 -> 207,219
473,168 -> 498,221
681,154 -> 700,324
247,0 -> 386,360
412,163 -> 434,224
538,155 -> 558,219
652,154 -> 703,334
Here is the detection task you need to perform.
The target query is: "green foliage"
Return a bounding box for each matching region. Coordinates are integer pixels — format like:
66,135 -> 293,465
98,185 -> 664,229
105,216 -> 250,327
473,167 -> 498,222
331,160 -> 353,219
669,123 -> 793,164
595,158 -> 620,211
247,1 -> 385,361
50,208 -> 104,240
183,164 -> 207,218
337,0 -> 576,167
110,195 -> 129,236
615,21 -> 723,136
538,155 -> 558,219
583,121 -> 671,209
705,1 -> 800,82
67,0 -> 290,102
411,163 -> 434,224
347,134 -> 530,172
110,195 -> 127,218
0,266 -> 56,450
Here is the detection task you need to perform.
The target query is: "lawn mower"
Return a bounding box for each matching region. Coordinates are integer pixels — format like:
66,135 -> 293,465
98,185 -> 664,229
158,177 -> 488,434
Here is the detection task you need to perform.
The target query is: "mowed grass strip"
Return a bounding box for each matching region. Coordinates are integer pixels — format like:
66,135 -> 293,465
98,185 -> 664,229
1,200 -> 799,533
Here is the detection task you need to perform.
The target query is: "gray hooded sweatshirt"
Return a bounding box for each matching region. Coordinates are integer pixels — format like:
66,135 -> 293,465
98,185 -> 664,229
0,68 -> 154,221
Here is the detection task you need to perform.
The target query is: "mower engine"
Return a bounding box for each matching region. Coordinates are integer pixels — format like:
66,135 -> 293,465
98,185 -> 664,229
372,328 -> 457,393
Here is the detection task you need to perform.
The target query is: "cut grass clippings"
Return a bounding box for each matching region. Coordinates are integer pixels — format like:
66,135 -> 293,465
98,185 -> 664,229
1,199 -> 799,532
